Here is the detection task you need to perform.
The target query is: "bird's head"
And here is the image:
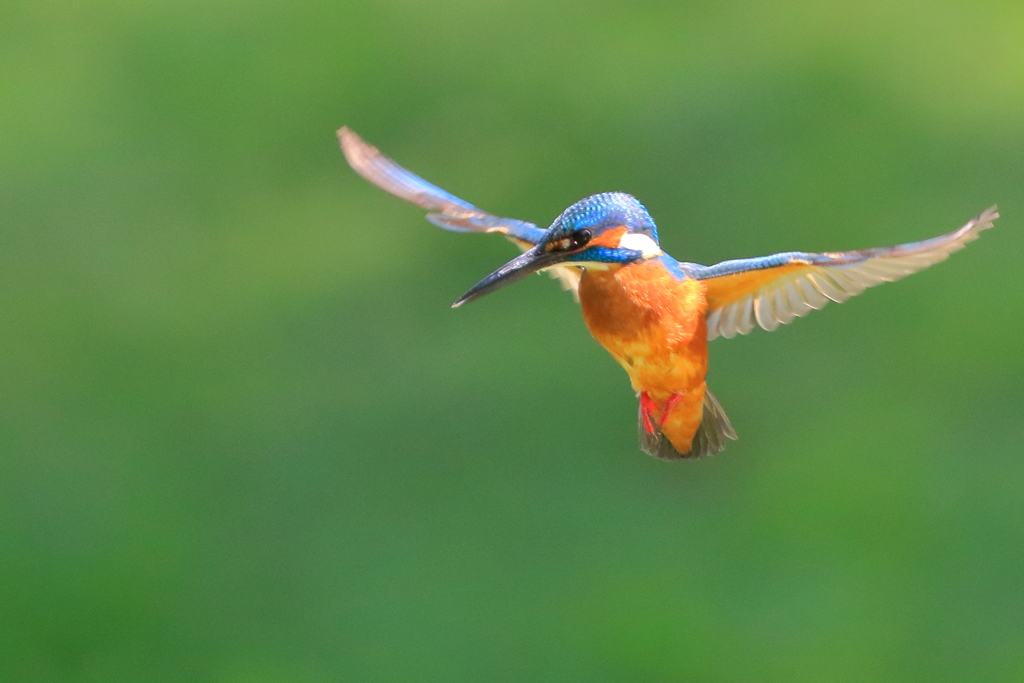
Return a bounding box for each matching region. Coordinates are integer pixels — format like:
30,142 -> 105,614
452,192 -> 662,307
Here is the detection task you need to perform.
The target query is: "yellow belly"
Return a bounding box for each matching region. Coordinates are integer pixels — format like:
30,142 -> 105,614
578,261 -> 709,452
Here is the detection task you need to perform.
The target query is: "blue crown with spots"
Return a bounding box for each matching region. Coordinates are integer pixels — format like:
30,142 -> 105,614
547,192 -> 659,243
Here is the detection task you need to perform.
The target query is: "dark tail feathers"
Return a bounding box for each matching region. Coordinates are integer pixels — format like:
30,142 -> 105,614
638,389 -> 738,460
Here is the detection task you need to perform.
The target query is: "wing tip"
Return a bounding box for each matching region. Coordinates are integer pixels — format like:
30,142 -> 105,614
976,204 -> 999,229
948,204 -> 1000,247
336,125 -> 378,177
336,125 -> 355,152
337,125 -> 363,151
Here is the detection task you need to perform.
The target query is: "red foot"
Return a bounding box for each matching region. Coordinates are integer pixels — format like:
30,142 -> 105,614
659,393 -> 686,427
639,392 -> 658,434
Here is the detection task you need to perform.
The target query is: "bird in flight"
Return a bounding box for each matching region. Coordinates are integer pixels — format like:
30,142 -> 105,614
338,127 -> 998,459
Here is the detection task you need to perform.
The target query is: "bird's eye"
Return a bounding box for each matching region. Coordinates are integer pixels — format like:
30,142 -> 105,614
570,229 -> 592,249
545,229 -> 593,253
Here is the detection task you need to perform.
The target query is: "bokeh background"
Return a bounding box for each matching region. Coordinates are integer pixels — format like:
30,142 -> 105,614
4,1 -> 1024,680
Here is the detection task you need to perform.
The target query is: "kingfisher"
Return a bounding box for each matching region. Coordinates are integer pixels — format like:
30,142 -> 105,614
338,127 -> 998,459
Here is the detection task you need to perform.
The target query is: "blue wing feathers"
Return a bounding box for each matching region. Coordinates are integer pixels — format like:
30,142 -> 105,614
658,255 -> 698,281
686,252 -> 809,280
425,213 -> 547,243
338,127 -> 545,246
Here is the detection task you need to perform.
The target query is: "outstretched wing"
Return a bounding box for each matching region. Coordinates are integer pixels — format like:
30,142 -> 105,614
688,207 -> 998,340
338,127 -> 581,296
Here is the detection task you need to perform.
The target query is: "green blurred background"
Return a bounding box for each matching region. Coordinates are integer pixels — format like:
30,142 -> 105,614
3,1 -> 1024,680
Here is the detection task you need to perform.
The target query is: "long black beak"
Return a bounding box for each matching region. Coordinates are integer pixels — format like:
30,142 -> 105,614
452,246 -> 565,308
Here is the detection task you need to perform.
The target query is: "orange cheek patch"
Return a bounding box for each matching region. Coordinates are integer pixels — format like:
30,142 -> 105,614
589,226 -> 628,249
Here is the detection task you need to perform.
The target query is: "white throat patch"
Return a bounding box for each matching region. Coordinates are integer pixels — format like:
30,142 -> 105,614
617,232 -> 662,257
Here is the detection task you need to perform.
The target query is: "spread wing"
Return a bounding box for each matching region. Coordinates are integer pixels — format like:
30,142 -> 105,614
338,127 -> 581,296
688,207 -> 998,340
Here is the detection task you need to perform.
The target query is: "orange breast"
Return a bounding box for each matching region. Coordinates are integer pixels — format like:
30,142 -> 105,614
578,260 -> 709,452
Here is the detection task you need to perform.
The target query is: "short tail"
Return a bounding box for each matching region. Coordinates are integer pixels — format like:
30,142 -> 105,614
639,389 -> 738,460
